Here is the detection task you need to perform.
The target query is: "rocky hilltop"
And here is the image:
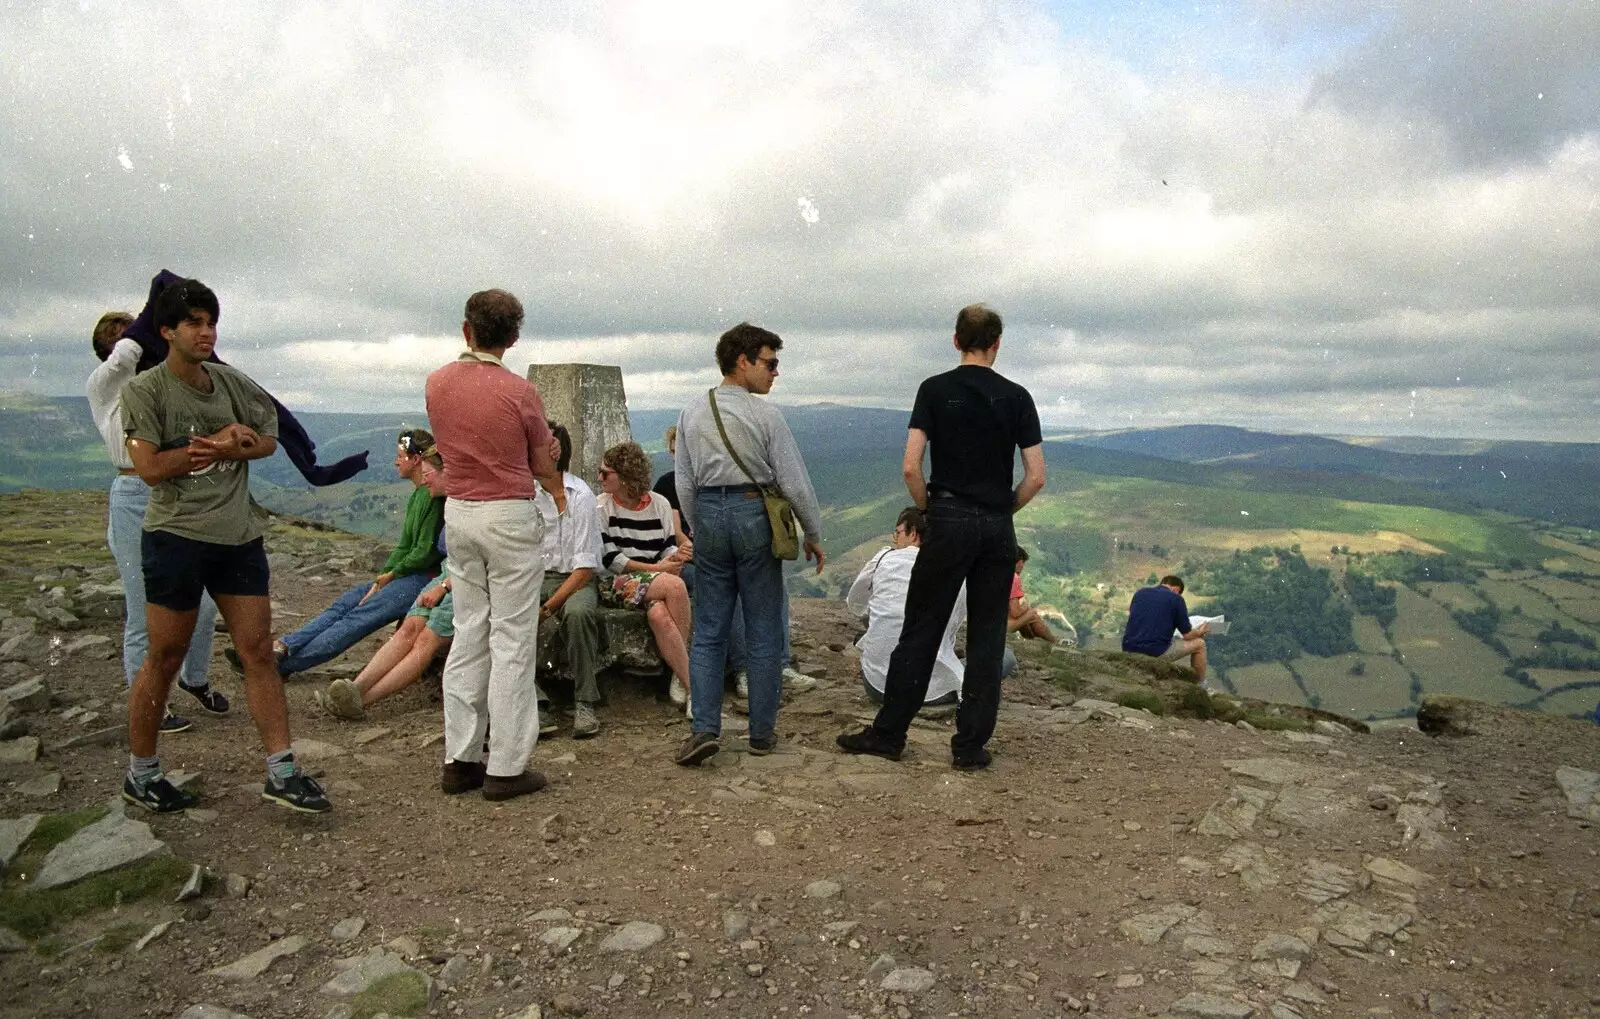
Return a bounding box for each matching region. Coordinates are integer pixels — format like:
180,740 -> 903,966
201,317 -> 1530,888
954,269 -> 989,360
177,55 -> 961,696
1,488 -> 1598,1019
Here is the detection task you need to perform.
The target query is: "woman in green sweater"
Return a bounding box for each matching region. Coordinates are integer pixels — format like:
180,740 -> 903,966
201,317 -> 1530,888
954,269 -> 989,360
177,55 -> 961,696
248,429 -> 445,677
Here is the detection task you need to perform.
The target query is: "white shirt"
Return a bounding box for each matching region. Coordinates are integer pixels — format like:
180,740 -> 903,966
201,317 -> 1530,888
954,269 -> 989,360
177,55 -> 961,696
846,545 -> 966,703
535,473 -> 601,574
85,338 -> 141,470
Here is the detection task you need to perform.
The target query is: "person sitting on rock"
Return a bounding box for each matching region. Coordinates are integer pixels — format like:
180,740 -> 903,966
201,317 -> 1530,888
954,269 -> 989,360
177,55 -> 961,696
534,420 -> 604,738
848,507 -> 965,709
1008,548 -> 1059,644
237,429 -> 445,679
323,460 -> 452,720
1121,574 -> 1209,685
596,440 -> 694,717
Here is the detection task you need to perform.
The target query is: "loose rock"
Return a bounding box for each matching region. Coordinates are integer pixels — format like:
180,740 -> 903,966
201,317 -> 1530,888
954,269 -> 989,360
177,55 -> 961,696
599,920 -> 664,952
208,935 -> 310,981
880,967 -> 935,993
33,807 -> 170,890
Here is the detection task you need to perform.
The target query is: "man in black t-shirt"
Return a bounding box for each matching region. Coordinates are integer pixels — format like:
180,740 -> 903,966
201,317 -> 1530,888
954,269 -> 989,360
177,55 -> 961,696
837,304 -> 1046,770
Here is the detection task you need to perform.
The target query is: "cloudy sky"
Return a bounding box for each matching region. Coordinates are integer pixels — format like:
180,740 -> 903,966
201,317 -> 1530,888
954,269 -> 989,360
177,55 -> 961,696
3,0 -> 1597,441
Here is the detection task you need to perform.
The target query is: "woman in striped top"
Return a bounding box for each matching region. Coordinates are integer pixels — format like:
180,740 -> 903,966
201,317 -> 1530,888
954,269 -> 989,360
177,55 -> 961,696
596,441 -> 695,712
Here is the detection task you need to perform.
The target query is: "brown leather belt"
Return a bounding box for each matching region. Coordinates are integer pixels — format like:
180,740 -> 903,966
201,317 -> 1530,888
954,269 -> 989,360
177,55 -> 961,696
117,468 -> 139,476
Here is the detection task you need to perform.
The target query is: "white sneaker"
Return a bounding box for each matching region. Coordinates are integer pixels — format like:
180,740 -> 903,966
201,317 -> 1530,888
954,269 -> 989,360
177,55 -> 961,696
669,675 -> 688,706
685,698 -> 693,721
782,667 -> 817,691
572,702 -> 600,739
735,671 -> 749,699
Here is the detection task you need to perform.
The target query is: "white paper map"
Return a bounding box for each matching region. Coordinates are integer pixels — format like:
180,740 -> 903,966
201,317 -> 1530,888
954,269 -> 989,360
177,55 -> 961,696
1180,614 -> 1229,636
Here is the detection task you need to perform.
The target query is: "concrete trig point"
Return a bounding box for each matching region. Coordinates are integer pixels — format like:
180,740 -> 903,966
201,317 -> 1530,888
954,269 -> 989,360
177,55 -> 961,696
526,363 -> 633,483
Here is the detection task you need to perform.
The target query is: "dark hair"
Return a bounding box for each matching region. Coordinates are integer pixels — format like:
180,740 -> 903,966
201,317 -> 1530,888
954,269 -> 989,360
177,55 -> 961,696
1160,575 -> 1185,593
91,311 -> 134,361
715,322 -> 783,375
1015,546 -> 1030,563
602,440 -> 653,501
153,278 -> 220,332
398,428 -> 441,466
895,506 -> 928,540
464,289 -> 524,350
548,419 -> 572,474
954,303 -> 1002,352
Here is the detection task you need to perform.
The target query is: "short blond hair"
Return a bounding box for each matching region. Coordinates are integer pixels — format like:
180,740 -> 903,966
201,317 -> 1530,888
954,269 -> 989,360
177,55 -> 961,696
92,311 -> 134,360
664,424 -> 678,455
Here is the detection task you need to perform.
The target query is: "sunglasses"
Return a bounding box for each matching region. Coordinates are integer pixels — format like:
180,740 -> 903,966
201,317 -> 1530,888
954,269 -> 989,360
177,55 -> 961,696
598,466 -> 616,478
754,356 -> 779,372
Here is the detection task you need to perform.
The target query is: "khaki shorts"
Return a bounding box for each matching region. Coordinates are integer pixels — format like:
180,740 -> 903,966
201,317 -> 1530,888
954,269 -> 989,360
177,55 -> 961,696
1159,636 -> 1195,662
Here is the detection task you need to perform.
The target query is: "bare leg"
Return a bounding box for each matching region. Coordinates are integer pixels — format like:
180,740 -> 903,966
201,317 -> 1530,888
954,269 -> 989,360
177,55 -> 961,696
354,617 -> 424,695
128,604 -> 198,757
646,601 -> 691,686
364,632 -> 449,707
1024,615 -> 1056,642
1188,640 -> 1208,685
650,573 -> 692,638
213,593 -> 290,755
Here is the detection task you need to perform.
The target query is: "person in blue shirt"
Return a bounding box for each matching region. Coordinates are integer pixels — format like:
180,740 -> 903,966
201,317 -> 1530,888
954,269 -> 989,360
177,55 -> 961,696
1122,575 -> 1210,685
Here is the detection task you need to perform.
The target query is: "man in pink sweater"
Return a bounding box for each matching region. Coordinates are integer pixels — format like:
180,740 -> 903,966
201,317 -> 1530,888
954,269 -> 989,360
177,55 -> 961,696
426,289 -> 566,801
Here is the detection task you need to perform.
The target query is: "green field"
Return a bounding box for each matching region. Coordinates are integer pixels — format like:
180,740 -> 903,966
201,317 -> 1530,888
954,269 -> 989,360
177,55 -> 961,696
1295,653 -> 1417,719
1389,586 -> 1529,703
1228,662 -> 1304,705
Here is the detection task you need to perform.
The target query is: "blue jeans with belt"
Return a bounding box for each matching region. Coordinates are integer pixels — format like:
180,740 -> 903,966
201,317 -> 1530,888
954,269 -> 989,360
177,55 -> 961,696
687,487 -> 786,741
872,497 -> 1016,759
108,475 -> 216,689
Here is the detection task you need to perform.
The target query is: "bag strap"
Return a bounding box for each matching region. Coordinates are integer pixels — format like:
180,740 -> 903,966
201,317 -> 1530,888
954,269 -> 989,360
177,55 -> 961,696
708,388 -> 761,487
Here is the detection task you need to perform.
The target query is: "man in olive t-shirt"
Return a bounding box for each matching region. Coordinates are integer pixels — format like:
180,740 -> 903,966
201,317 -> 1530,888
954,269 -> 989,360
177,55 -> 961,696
119,278 -> 330,815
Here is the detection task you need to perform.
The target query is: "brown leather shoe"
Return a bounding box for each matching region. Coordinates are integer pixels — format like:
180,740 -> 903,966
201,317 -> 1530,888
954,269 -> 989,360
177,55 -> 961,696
440,759 -> 486,795
482,770 -> 548,801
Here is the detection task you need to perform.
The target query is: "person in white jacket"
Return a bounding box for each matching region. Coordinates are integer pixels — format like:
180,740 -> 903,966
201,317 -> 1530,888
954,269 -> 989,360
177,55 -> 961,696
848,507 -> 967,707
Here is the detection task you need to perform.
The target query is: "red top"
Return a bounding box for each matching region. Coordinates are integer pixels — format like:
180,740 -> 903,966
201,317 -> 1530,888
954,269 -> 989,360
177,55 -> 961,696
1010,574 -> 1025,600
425,352 -> 555,501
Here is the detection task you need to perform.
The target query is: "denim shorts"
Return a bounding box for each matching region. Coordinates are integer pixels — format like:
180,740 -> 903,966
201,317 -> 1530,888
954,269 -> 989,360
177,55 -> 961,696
141,530 -> 269,611
406,575 -> 455,638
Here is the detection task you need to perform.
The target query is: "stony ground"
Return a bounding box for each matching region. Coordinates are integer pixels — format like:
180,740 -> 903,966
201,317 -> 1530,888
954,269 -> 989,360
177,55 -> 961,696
2,489 -> 1599,1019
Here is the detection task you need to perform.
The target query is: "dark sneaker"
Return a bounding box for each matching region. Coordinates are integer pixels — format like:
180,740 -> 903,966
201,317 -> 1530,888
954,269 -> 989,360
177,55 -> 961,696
483,770 -> 548,801
159,711 -> 194,734
835,727 -> 903,761
675,732 -> 720,767
123,773 -> 199,813
747,735 -> 775,756
951,747 -> 993,772
180,683 -> 230,715
262,770 -> 332,813
441,759 -> 487,795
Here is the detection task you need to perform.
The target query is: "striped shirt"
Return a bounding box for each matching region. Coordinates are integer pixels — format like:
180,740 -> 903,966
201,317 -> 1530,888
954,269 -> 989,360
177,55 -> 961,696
597,491 -> 678,574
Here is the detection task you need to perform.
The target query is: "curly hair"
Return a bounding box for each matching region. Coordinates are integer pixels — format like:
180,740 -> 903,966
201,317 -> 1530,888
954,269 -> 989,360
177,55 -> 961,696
601,440 -> 653,501
464,289 -> 523,350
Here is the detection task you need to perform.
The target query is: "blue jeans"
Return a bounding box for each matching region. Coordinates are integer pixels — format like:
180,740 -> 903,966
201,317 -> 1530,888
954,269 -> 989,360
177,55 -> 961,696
688,489 -> 786,740
680,564 -> 792,674
108,475 -> 215,689
279,573 -> 432,675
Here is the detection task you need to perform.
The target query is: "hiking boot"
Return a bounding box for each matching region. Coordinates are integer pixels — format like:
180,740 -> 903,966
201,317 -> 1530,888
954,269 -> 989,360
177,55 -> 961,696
123,773 -> 199,814
572,702 -> 600,739
675,732 -> 720,766
835,727 -> 903,761
262,770 -> 332,813
951,747 -> 993,772
747,735 -> 776,756
539,714 -> 560,737
159,711 -> 194,734
325,679 -> 365,721
441,759 -> 487,795
483,770 -> 548,801
180,683 -> 230,715
668,675 -> 688,706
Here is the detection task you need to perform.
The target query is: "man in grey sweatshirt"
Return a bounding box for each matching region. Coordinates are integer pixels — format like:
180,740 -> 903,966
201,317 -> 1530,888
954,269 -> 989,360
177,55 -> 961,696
673,323 -> 824,765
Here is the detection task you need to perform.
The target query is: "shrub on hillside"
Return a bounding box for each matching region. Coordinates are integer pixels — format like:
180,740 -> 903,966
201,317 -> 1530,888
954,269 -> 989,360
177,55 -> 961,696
1192,546 -> 1357,669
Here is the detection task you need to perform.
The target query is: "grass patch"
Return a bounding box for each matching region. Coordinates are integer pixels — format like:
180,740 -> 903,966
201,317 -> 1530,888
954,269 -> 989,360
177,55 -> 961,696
0,856 -> 191,941
23,806 -> 110,857
1112,688 -> 1166,716
351,971 -> 431,1019
1176,684 -> 1215,719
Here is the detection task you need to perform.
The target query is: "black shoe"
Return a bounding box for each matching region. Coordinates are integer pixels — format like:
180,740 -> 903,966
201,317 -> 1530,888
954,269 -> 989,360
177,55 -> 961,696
159,712 -> 194,734
675,732 -> 720,767
952,747 -> 993,771
835,727 -> 902,761
747,736 -> 775,756
180,683 -> 230,715
262,770 -> 332,813
483,770 -> 548,801
441,759 -> 487,795
123,774 -> 199,813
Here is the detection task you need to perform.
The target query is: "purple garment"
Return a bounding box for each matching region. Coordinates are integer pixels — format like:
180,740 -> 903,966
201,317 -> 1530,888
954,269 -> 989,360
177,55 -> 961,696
126,270 -> 369,486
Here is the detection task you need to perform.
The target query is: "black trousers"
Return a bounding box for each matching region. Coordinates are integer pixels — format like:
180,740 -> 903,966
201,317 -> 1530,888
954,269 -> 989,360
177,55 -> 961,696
870,498 -> 1015,757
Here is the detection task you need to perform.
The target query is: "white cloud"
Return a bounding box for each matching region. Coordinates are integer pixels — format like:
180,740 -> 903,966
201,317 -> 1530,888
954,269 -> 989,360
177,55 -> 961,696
1,0 -> 1597,441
